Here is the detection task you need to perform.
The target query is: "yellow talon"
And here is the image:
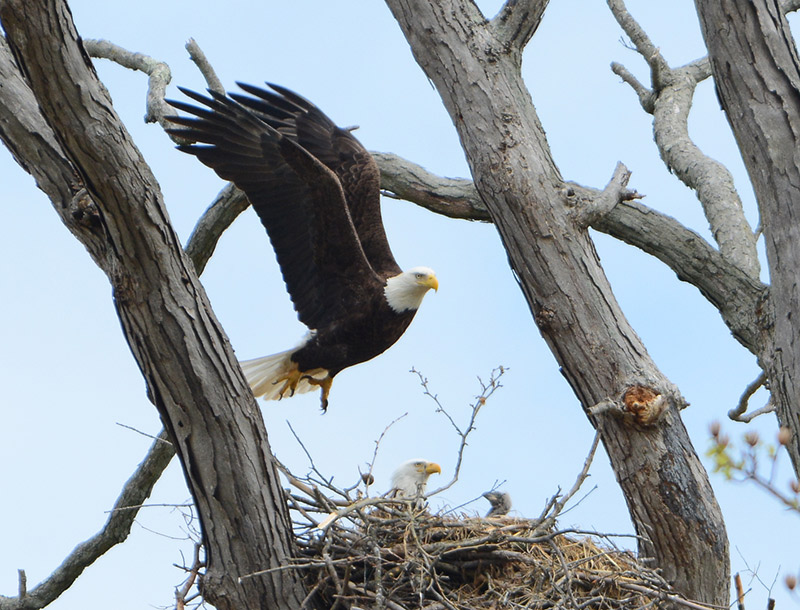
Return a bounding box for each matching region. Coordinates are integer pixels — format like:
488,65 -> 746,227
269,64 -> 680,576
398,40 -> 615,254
302,374 -> 333,412
273,366 -> 303,399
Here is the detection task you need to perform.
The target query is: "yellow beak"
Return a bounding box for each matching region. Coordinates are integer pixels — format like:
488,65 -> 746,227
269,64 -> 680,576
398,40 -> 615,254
426,462 -> 442,475
424,275 -> 439,292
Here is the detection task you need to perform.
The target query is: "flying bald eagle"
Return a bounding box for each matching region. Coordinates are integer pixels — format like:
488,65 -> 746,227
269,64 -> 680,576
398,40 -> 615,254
167,83 -> 438,410
389,459 -> 441,499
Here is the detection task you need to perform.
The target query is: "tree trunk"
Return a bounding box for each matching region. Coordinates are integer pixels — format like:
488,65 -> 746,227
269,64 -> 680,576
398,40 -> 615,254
695,0 -> 800,478
0,1 -> 308,608
384,0 -> 730,604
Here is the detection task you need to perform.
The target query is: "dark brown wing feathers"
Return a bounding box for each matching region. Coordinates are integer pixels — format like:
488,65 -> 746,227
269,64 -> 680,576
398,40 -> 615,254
167,86 -> 383,331
230,83 -> 400,276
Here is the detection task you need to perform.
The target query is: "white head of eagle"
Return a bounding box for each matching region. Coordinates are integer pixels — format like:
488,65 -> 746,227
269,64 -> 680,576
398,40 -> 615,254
389,458 -> 442,498
385,267 -> 439,313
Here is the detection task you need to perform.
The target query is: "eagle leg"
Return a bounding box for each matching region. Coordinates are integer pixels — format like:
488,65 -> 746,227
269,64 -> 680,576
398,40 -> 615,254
273,365 -> 304,399
302,374 -> 333,412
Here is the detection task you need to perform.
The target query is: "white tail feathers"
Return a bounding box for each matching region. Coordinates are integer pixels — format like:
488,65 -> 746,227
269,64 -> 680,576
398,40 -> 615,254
240,350 -> 327,401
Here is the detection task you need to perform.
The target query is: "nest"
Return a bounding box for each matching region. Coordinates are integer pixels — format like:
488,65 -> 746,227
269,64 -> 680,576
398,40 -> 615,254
265,378 -> 703,610
277,498 -> 692,610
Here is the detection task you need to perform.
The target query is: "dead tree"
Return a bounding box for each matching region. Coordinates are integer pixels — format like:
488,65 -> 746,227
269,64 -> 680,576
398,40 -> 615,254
5,0 -> 800,608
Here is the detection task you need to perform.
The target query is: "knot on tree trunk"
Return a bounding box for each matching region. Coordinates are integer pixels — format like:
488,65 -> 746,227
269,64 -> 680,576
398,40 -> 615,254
623,386 -> 668,426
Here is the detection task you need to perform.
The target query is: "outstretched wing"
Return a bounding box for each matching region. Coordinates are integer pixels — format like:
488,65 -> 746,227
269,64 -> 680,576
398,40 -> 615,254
229,82 -> 401,276
167,88 -> 382,331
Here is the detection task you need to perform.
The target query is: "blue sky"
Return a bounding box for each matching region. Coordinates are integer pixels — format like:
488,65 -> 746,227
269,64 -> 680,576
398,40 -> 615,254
1,0 -> 797,607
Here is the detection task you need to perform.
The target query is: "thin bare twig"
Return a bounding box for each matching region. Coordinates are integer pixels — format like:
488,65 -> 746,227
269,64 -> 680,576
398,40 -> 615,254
361,412 -> 409,497
411,366 -> 507,496
175,543 -> 204,610
729,372 -> 769,422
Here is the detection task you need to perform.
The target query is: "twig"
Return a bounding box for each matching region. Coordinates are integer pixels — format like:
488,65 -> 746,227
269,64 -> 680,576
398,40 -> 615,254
412,366 -> 507,497
17,571 -> 26,599
362,412 -> 409,497
537,432 -> 601,531
175,543 -> 204,610
185,38 -> 224,94
115,422 -> 173,444
729,371 -> 770,422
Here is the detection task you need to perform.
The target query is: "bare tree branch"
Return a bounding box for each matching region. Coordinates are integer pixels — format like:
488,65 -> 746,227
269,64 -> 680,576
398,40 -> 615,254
535,432 -> 601,532
491,0 -> 550,55
572,161 -> 636,227
610,61 -> 655,111
184,183 -> 250,274
0,431 -> 175,610
607,0 -> 670,83
412,366 -> 506,497
373,152 -> 491,221
185,37 -> 224,94
729,372 -> 768,422
608,0 -> 760,279
83,38 -> 172,128
373,152 -> 767,353
781,0 -> 800,13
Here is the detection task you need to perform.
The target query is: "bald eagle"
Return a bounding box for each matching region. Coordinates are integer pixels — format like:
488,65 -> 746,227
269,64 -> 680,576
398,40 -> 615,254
389,459 -> 441,499
482,490 -> 512,517
167,83 -> 438,410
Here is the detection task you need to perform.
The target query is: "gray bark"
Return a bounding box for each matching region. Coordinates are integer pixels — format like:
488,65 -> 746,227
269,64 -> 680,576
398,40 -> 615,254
695,0 -> 800,480
0,1 -> 308,608
384,0 -> 729,603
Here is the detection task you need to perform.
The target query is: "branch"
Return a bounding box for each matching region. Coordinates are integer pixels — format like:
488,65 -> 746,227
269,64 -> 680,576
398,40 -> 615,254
0,431 -> 175,610
83,38 -> 172,129
412,366 -> 506,497
781,0 -> 800,12
184,183 -> 250,275
76,35 -> 250,275
651,67 -> 760,278
373,152 -> 491,221
374,152 -> 767,354
592,197 -> 767,352
185,38 -> 224,94
610,61 -> 654,112
535,432 -> 601,532
0,30 -> 262,606
608,0 -> 760,278
572,161 -> 636,227
607,0 -> 670,87
491,0 -> 549,56
728,372 -> 769,422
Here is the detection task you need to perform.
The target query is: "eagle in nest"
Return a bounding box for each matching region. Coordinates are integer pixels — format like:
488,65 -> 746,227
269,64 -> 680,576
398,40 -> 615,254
482,490 -> 512,517
389,459 -> 442,500
167,83 -> 438,410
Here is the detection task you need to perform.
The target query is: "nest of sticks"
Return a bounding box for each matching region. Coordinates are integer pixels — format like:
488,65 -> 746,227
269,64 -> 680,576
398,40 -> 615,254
251,373 -> 706,610
262,485 -> 700,610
